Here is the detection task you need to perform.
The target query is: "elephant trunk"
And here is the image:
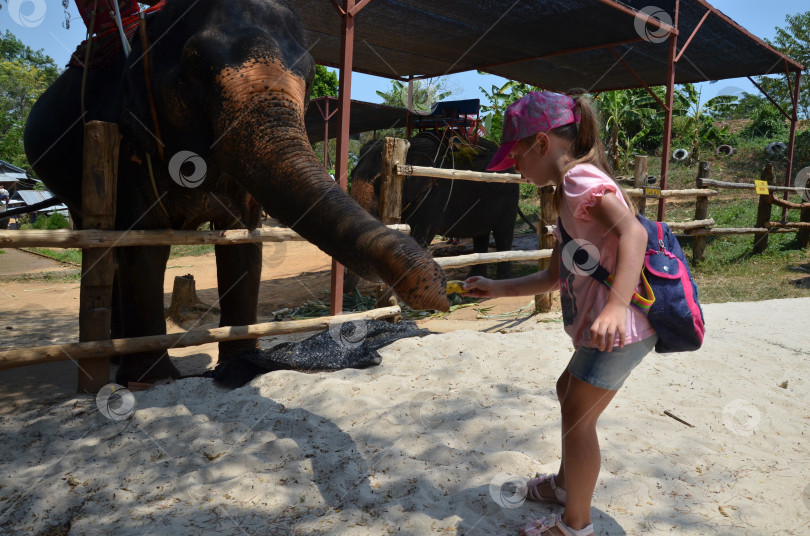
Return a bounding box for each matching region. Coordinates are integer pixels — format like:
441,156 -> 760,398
215,62 -> 448,311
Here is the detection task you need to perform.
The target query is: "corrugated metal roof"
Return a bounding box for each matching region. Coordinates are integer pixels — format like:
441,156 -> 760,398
293,0 -> 803,92
12,190 -> 55,205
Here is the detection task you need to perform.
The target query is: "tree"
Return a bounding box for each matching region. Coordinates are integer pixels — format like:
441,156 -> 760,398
0,32 -> 60,170
376,78 -> 451,114
478,79 -> 538,142
672,83 -> 736,162
756,11 -> 810,119
596,89 -> 658,172
311,65 -> 338,98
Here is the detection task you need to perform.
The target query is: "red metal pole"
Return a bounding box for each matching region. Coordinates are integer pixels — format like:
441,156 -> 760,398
329,0 -> 356,316
783,70 -> 802,222
658,2 -> 679,222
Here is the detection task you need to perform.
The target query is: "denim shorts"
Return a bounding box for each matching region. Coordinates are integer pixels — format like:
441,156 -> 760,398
566,336 -> 658,391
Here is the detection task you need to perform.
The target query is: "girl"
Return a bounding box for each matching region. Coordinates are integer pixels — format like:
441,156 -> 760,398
464,91 -> 657,536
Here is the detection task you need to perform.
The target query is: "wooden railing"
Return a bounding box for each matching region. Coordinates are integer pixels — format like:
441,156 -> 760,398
0,123 -> 407,392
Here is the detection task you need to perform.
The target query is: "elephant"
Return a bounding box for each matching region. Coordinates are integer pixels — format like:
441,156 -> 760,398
24,0 -> 448,385
351,133 -> 523,280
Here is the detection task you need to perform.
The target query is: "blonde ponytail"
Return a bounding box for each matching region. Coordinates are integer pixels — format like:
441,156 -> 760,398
552,90 -> 635,214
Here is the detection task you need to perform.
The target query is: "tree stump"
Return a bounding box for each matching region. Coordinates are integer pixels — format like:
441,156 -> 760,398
167,274 -> 209,323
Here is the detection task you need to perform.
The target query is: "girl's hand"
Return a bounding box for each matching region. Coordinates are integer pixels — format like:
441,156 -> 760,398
590,303 -> 627,352
463,276 -> 498,298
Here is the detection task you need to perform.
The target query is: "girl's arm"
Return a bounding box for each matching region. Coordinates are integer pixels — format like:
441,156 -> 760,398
463,244 -> 560,298
588,191 -> 648,351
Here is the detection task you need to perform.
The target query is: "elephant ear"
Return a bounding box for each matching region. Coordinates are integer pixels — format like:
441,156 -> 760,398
120,33 -> 213,162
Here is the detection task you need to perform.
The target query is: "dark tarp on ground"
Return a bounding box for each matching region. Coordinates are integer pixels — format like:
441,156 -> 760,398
290,0 -> 802,93
211,320 -> 430,389
305,97 -> 408,144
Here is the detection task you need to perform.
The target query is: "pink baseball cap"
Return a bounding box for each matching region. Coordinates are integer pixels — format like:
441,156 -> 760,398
487,91 -> 581,171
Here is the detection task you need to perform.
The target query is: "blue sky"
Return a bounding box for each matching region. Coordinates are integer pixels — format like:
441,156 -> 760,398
1,0 -> 806,104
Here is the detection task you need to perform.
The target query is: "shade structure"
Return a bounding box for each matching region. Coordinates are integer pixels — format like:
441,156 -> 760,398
305,97 -> 408,144
293,0 -> 803,91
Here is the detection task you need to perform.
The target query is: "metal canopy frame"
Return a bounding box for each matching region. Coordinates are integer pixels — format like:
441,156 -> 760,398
321,0 -> 805,313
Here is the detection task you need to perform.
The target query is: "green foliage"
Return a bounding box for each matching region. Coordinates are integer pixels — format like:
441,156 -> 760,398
20,212 -> 70,230
478,79 -> 538,142
596,88 -> 659,172
794,130 -> 810,171
311,65 -> 338,98
671,84 -> 736,161
376,79 -> 452,114
715,92 -> 768,120
519,182 -> 537,199
0,31 -> 60,171
740,103 -> 788,139
28,247 -> 82,265
755,11 -> 810,119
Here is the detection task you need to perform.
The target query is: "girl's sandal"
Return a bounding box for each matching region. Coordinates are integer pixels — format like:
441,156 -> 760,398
519,514 -> 594,536
525,473 -> 566,506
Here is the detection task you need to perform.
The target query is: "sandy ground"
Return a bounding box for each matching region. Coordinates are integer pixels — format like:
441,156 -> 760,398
1,238 -> 809,535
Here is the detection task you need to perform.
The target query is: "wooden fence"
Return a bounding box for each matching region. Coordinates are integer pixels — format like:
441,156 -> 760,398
3,130 -> 807,392
0,123 -> 409,392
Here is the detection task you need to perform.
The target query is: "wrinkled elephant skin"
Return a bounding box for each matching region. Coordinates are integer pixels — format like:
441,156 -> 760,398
24,0 -> 448,385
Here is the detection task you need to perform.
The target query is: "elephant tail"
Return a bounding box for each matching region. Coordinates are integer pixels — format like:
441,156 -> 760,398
517,206 -> 537,234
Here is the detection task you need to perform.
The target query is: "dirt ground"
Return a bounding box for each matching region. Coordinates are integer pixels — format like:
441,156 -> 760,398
0,231 -> 552,413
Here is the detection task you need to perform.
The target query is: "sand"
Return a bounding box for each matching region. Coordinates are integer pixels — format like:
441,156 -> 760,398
1,296 -> 809,535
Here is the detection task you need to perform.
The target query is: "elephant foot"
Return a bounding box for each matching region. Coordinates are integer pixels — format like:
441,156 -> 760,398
217,339 -> 261,365
115,354 -> 181,385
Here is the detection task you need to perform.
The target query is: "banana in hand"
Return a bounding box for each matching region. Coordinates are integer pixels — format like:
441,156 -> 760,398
445,280 -> 467,295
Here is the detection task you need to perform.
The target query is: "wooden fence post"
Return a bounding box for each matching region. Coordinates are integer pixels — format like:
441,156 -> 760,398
798,167 -> 810,247
78,121 -> 120,393
692,161 -> 710,263
753,163 -> 775,255
376,137 -> 409,308
535,185 -> 556,313
379,137 -> 409,225
633,156 -> 648,215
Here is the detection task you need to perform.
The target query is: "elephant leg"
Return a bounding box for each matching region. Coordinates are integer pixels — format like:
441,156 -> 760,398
467,234 -> 491,279
114,245 -> 180,384
215,242 -> 262,363
492,223 -> 515,280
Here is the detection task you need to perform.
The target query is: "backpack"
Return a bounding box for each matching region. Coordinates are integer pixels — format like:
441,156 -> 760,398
558,214 -> 705,353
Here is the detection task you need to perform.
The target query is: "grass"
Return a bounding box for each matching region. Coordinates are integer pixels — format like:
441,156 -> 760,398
513,132 -> 810,305
26,248 -> 82,265
19,244 -> 217,265
169,244 -> 216,259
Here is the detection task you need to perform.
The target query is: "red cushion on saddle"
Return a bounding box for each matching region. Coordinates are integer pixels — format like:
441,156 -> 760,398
77,0 -> 140,35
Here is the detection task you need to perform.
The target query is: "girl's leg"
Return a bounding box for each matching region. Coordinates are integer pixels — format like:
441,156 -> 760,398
559,375 -> 618,531
527,370 -> 573,501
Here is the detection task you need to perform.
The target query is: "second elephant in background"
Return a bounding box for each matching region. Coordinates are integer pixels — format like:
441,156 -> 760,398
351,133 -> 524,280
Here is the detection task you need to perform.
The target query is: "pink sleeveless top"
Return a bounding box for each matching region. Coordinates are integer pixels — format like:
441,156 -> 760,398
553,164 -> 656,349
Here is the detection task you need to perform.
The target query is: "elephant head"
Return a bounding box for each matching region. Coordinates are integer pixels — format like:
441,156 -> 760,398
140,0 -> 448,311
